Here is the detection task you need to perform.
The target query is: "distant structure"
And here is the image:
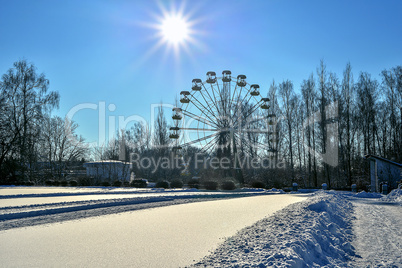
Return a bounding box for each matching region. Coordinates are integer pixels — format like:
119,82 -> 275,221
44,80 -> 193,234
83,160 -> 130,183
365,155 -> 402,192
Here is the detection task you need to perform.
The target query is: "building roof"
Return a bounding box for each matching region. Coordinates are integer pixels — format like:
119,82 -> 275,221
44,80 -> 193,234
84,160 -> 129,166
365,155 -> 402,168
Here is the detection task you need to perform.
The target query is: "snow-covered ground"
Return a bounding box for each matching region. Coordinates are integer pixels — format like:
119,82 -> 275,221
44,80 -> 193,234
381,188 -> 402,204
193,190 -> 402,267
0,186 -> 401,267
351,197 -> 401,267
0,190 -> 261,208
0,186 -> 280,230
193,191 -> 356,267
0,186 -> 282,197
0,190 -> 306,268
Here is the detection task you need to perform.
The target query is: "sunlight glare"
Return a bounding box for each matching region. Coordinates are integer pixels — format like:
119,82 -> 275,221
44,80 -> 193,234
161,15 -> 189,45
135,1 -> 206,67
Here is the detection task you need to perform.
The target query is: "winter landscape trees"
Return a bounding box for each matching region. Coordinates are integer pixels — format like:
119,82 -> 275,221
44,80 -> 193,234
96,62 -> 401,191
0,60 -> 87,184
1,59 -> 401,189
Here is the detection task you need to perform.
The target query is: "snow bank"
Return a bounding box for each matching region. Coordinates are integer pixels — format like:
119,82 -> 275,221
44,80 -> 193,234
336,190 -> 382,199
297,189 -> 320,194
354,191 -> 383,199
193,191 -> 355,267
237,188 -> 285,193
381,189 -> 402,205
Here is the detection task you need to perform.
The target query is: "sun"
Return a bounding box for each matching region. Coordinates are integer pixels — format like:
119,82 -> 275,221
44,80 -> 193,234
152,2 -> 198,54
137,1 -> 205,64
160,15 -> 189,45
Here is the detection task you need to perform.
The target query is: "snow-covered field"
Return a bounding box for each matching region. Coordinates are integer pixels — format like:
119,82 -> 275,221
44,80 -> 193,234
0,186 -> 283,230
193,191 -> 356,267
0,187 -> 305,267
0,186 -> 401,267
193,189 -> 402,268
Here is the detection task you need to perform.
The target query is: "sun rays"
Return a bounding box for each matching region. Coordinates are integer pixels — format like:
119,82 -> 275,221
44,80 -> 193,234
135,1 -> 205,67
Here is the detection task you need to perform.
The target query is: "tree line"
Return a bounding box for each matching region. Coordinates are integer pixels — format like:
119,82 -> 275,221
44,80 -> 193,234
100,61 -> 401,190
1,59 -> 401,189
263,61 -> 402,189
0,60 -> 88,185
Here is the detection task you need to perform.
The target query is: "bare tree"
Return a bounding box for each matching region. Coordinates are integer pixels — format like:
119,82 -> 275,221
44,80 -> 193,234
0,95 -> 20,178
126,122 -> 151,154
153,104 -> 170,151
327,71 -> 341,187
356,72 -> 378,156
317,60 -> 331,187
39,116 -> 88,180
341,62 -> 354,186
152,104 -> 170,179
301,74 -> 317,187
381,66 -> 402,161
267,81 -> 282,163
0,60 -> 59,182
279,80 -> 297,177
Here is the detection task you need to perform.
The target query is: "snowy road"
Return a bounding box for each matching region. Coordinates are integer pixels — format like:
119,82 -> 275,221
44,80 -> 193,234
0,191 -> 240,208
350,198 -> 402,267
0,194 -> 307,268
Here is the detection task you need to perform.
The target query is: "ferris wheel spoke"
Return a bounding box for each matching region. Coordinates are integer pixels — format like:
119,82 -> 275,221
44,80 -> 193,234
234,93 -> 262,120
232,99 -> 264,127
215,81 -> 225,115
233,133 -> 252,155
230,83 -> 239,110
250,94 -> 266,113
215,79 -> 221,97
210,84 -> 224,113
201,135 -> 219,154
238,85 -> 253,107
237,98 -> 265,124
216,81 -> 229,117
227,81 -> 232,114
234,129 -> 265,145
182,109 -> 218,128
201,83 -> 221,116
181,132 -> 220,147
190,93 -> 219,123
210,83 -> 221,101
200,91 -> 219,115
197,89 -> 219,118
212,83 -> 228,116
236,85 -> 245,107
223,82 -> 233,117
232,87 -> 254,123
231,100 -> 251,125
246,100 -> 265,119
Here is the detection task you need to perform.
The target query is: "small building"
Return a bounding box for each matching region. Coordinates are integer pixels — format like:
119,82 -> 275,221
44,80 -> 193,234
365,155 -> 402,192
83,160 -> 130,183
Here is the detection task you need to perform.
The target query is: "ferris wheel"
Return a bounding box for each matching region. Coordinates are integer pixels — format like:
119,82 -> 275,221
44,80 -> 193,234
170,71 -> 276,160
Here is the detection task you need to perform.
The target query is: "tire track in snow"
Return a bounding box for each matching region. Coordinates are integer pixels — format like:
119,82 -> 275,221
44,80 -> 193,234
0,193 -> 268,230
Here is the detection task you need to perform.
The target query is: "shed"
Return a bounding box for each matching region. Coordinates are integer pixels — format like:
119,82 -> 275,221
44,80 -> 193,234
83,160 -> 130,183
365,155 -> 402,192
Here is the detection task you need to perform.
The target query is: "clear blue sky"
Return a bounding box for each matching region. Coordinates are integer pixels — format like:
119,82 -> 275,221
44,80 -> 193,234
1,0 -> 401,145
